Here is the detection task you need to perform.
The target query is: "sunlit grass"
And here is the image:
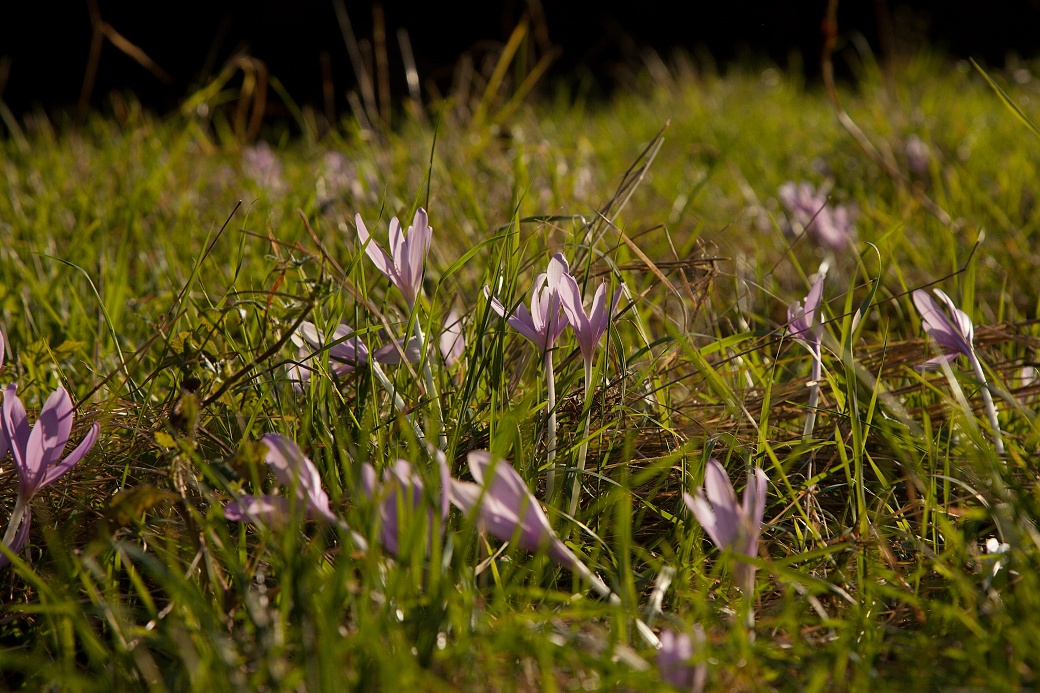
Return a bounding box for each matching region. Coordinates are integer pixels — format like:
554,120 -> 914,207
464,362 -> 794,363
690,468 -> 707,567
2,47 -> 1040,689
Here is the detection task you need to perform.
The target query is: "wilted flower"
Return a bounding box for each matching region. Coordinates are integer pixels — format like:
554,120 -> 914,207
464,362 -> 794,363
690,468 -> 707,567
683,459 -> 767,594
557,271 -> 623,378
356,208 -> 432,307
290,321 -> 420,388
439,308 -> 466,367
658,627 -> 707,692
242,141 -> 286,196
1,384 -> 100,568
485,254 -> 571,355
450,451 -> 610,596
778,181 -> 857,252
224,434 -> 337,525
360,452 -> 450,556
912,287 -> 1004,455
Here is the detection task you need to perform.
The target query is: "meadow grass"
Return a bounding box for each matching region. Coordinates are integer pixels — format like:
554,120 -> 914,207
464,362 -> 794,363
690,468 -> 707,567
3,46 -> 1040,690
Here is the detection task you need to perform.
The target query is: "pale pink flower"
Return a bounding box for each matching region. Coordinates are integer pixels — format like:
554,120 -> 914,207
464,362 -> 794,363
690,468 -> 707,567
485,253 -> 570,355
356,208 -> 432,307
1,384 -> 100,568
683,459 -> 767,593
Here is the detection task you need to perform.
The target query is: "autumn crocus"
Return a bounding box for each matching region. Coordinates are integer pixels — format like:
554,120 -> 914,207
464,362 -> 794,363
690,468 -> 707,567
356,208 -> 444,448
356,208 -> 432,308
912,288 -> 1004,455
787,276 -> 825,440
360,452 -> 450,556
658,627 -> 707,692
485,253 -> 570,495
778,181 -> 857,253
0,384 -> 100,568
449,451 -> 611,598
683,459 -> 767,595
290,321 -> 420,388
558,270 -> 623,516
225,434 -> 339,525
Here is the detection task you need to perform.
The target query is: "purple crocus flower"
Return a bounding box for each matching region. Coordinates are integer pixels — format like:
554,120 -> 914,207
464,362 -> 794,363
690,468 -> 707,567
356,208 -> 432,307
360,451 -> 451,556
558,272 -> 623,379
290,321 -> 420,388
449,451 -> 610,596
224,434 -> 337,525
683,459 -> 767,594
912,287 -> 1004,454
778,181 -> 857,253
485,253 -> 571,355
912,289 -> 975,369
658,627 -> 707,692
0,384 -> 100,568
787,277 -> 824,348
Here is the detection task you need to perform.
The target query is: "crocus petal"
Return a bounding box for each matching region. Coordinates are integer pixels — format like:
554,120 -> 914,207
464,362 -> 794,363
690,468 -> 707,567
702,460 -> 741,547
372,335 -> 422,365
403,208 -> 431,304
683,491 -> 726,549
3,384 -> 31,488
40,422 -> 99,489
360,462 -> 377,499
657,629 -> 695,689
224,495 -> 291,524
913,289 -> 972,356
0,508 -> 32,570
261,434 -> 336,522
23,388 -> 74,490
356,213 -> 396,279
933,289 -> 974,345
440,308 -> 466,367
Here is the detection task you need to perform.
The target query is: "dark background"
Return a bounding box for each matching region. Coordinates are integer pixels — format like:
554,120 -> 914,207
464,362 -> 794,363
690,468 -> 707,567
2,1 -> 1040,119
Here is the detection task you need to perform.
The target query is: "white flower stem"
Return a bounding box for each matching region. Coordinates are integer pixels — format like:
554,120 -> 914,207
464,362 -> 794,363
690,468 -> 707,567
412,318 -> 447,451
970,352 -> 1005,456
802,346 -> 822,442
567,359 -> 594,520
545,349 -> 558,500
2,496 -> 26,549
369,358 -> 426,447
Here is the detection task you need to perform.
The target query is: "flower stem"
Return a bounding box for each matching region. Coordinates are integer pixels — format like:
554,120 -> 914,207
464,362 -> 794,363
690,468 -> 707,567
369,358 -> 426,448
567,359 -> 594,520
545,349 -> 558,500
970,352 -> 1005,456
2,496 -> 26,549
802,346 -> 822,441
412,318 -> 447,451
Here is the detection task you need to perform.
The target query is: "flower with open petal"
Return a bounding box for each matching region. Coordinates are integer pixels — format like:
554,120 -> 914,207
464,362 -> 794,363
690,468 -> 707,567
1,384 -> 100,568
449,451 -> 608,593
356,208 -> 432,307
224,434 -> 337,524
290,322 -> 421,388
558,271 -> 623,377
912,288 -> 975,369
683,459 -> 767,594
485,253 -> 570,355
360,451 -> 451,556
